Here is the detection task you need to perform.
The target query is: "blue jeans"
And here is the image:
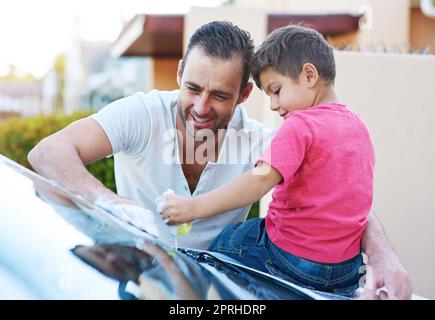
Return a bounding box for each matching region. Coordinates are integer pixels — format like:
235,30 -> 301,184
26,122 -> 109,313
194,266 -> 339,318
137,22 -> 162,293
208,218 -> 365,297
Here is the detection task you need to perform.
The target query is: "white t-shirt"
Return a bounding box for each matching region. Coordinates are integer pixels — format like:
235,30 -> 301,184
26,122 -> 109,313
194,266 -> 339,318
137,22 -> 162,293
90,90 -> 275,249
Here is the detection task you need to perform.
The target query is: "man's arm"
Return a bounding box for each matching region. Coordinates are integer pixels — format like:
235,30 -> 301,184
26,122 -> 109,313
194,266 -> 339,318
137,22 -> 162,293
28,117 -> 118,203
360,213 -> 412,299
161,162 -> 282,224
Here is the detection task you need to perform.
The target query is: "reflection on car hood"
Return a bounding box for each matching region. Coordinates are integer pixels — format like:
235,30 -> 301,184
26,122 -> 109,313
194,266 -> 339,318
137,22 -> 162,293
0,154 -> 348,300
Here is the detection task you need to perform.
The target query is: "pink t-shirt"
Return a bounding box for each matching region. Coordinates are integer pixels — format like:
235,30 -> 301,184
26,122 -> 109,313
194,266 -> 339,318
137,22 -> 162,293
259,103 -> 375,263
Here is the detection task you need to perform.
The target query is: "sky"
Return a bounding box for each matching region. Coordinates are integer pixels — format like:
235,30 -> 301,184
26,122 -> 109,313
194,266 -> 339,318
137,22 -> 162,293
0,0 -> 224,78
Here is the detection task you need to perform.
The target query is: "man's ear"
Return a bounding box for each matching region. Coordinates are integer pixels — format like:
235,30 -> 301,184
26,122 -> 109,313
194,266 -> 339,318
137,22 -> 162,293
237,82 -> 254,105
176,59 -> 183,87
302,63 -> 319,88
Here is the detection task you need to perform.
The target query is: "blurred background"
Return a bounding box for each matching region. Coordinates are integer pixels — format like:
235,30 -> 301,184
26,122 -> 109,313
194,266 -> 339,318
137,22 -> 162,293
0,0 -> 434,298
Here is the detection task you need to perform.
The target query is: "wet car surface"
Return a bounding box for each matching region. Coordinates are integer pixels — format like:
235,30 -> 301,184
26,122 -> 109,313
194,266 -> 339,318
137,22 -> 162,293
0,154 -> 347,300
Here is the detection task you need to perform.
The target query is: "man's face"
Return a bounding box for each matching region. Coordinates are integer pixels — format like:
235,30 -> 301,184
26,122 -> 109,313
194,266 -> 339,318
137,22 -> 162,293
176,46 -> 250,138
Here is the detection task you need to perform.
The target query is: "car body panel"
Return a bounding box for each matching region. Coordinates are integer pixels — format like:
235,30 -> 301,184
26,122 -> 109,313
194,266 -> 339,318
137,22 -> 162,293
0,154 -> 345,300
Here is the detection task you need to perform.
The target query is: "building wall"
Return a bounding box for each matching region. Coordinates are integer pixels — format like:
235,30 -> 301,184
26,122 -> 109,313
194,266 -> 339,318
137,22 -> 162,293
151,58 -> 180,90
328,31 -> 359,49
0,82 -> 45,117
410,7 -> 435,52
0,111 -> 20,121
235,0 -> 410,50
337,51 -> 435,299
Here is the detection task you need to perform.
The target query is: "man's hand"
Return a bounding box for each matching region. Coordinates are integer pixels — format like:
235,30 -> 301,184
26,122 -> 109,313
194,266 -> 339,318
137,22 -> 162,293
94,196 -> 159,238
359,249 -> 412,300
359,213 -> 413,300
160,193 -> 196,225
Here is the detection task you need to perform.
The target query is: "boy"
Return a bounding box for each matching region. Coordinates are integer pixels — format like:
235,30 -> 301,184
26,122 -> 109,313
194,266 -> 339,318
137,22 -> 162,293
161,25 -> 375,296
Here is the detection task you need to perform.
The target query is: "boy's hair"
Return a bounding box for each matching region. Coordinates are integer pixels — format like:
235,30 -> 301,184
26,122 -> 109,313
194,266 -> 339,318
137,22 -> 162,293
252,24 -> 336,88
182,20 -> 254,92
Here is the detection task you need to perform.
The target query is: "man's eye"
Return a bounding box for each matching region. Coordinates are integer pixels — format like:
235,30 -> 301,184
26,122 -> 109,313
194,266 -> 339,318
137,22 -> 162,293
214,94 -> 226,100
187,86 -> 200,93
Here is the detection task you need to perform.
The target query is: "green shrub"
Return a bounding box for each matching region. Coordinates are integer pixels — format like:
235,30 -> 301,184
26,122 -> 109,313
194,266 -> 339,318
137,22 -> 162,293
247,201 -> 260,220
0,112 -> 116,192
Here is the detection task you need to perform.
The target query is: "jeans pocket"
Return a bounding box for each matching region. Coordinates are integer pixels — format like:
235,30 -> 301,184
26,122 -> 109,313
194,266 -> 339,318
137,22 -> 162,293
207,222 -> 242,255
212,219 -> 263,256
255,218 -> 267,247
328,254 -> 365,297
264,262 -> 317,290
267,242 -> 328,289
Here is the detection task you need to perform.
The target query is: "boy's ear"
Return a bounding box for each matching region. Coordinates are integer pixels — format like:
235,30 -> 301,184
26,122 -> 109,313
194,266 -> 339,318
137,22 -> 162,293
302,63 -> 319,88
176,59 -> 183,86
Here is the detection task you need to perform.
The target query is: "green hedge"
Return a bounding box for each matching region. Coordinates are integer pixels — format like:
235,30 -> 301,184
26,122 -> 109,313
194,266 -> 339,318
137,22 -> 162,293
0,112 -> 116,192
247,201 -> 260,220
0,112 -> 259,219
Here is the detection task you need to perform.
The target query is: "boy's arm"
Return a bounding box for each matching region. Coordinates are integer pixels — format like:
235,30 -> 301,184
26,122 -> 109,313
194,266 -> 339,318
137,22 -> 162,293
161,162 -> 282,224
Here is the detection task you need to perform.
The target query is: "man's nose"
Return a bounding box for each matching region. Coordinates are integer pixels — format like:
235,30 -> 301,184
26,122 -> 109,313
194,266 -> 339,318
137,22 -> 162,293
193,95 -> 210,116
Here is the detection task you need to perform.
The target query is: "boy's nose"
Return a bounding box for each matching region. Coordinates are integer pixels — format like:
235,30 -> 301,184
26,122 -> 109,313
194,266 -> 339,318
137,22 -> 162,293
270,101 -> 280,112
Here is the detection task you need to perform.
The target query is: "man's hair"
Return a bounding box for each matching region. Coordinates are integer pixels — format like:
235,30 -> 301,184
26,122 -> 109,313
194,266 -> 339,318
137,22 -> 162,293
252,24 -> 336,88
182,20 -> 254,92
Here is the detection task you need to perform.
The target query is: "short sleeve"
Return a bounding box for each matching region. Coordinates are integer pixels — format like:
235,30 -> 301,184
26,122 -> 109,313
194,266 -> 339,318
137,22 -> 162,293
89,92 -> 152,156
258,114 -> 313,184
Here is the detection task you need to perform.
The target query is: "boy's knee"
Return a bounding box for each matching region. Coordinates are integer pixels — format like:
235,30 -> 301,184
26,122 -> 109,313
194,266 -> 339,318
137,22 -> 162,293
207,223 -> 239,252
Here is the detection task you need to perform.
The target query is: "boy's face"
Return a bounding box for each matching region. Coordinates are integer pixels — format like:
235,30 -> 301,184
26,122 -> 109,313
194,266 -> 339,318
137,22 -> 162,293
259,67 -> 314,119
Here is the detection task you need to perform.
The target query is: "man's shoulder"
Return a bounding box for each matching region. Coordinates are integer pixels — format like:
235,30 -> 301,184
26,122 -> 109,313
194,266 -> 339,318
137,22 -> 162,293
235,105 -> 276,135
131,89 -> 178,110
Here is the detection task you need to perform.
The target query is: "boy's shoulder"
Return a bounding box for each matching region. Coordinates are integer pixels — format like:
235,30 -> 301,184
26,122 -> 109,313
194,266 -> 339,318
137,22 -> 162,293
288,102 -> 369,132
292,103 -> 353,121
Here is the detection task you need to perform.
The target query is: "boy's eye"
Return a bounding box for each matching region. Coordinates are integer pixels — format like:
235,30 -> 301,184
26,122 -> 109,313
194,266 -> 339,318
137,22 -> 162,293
273,89 -> 280,95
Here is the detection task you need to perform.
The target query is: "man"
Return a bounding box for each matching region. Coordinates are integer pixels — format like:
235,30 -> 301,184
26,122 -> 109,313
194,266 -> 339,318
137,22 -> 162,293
28,21 -> 411,299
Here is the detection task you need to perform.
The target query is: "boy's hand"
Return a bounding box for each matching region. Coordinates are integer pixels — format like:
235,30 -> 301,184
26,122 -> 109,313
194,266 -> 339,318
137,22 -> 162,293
160,193 -> 196,225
